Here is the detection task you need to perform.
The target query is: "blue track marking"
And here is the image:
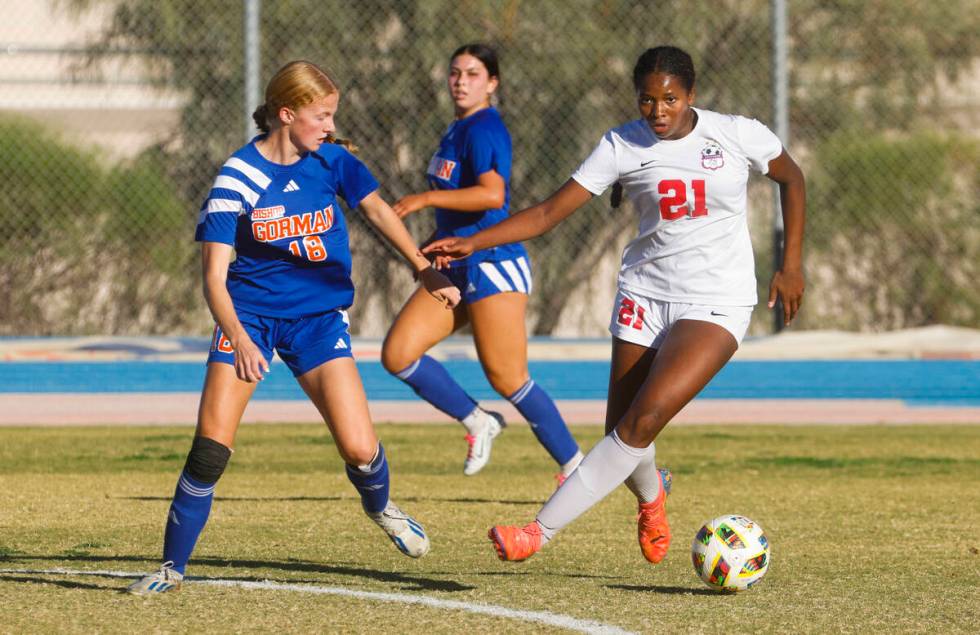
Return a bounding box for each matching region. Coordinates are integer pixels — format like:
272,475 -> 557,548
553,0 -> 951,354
0,360 -> 977,406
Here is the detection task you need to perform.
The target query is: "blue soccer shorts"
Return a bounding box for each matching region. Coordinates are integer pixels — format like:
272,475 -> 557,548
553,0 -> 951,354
207,308 -> 353,377
446,256 -> 533,304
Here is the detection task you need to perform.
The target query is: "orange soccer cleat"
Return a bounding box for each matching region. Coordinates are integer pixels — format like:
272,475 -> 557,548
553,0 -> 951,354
637,485 -> 671,564
488,522 -> 542,562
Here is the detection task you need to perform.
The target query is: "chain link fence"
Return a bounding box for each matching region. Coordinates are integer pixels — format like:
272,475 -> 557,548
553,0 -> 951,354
2,0 -> 977,337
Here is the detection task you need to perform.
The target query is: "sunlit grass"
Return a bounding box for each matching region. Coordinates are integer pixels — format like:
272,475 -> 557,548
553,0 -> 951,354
0,423 -> 978,633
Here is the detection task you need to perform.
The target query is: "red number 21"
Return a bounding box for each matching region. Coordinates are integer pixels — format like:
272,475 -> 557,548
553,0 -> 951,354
617,298 -> 645,330
658,179 -> 708,220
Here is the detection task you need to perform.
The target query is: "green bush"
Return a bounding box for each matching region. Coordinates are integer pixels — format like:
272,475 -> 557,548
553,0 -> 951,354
801,131 -> 979,330
0,116 -> 202,335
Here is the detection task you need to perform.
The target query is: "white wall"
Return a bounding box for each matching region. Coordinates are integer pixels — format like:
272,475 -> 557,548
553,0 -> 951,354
0,0 -> 184,160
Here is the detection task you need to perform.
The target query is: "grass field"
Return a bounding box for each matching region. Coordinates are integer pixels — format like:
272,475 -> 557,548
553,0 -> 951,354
1,422 -> 978,633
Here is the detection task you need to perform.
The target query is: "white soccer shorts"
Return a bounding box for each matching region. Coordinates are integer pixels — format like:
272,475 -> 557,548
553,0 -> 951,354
608,289 -> 753,349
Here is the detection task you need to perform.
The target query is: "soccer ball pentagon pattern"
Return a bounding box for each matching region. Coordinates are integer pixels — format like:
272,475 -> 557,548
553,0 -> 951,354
691,514 -> 770,592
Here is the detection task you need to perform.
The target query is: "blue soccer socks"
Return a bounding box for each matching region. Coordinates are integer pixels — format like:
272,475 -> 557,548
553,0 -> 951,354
160,440 -> 392,576
162,470 -> 216,575
161,436 -> 231,575
394,355 -> 478,421
394,358 -> 580,469
345,443 -> 390,514
508,379 -> 580,465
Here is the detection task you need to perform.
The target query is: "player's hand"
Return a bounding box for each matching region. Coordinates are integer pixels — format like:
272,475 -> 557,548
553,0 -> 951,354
768,268 -> 805,326
422,236 -> 475,269
412,250 -> 436,282
232,335 -> 269,382
392,193 -> 429,219
419,266 -> 461,309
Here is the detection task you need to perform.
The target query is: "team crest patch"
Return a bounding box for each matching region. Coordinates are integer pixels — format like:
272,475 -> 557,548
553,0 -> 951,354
701,141 -> 724,170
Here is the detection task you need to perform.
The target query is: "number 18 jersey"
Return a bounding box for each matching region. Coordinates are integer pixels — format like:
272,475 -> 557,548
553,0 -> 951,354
195,139 -> 379,318
571,107 -> 782,306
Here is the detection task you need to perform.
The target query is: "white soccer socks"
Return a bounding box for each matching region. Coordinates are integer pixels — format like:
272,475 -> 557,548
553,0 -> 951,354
559,450 -> 585,477
535,430 -> 653,544
625,440 -> 662,503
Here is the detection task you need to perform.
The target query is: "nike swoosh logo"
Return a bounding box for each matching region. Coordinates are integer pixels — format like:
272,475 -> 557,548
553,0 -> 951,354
710,311 -> 728,317
640,160 -> 657,167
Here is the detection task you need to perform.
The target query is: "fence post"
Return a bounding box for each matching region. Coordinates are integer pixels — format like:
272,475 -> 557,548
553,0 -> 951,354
244,0 -> 261,143
771,0 -> 789,333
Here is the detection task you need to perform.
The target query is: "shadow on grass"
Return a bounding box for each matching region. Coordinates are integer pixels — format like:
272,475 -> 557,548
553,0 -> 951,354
120,495 -> 541,506
121,495 -> 349,503
606,583 -> 719,596
404,496 -> 541,506
458,570 -> 621,581
0,574 -> 108,591
0,554 -> 474,592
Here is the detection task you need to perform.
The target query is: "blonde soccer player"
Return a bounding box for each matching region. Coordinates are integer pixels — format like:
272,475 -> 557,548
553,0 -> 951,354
127,60 -> 459,594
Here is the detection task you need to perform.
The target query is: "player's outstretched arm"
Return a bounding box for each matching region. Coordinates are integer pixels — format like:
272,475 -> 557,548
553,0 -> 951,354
765,149 -> 806,325
424,178 -> 592,263
201,242 -> 269,382
358,191 -> 461,308
393,170 -> 506,218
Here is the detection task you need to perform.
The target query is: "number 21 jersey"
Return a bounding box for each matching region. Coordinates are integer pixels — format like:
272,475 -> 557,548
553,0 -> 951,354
571,107 -> 782,306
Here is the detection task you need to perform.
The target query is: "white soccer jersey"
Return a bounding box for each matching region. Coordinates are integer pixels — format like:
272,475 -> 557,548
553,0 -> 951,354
571,107 -> 782,306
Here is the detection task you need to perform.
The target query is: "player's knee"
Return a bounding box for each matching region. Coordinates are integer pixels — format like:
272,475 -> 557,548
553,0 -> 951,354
183,435 -> 232,484
380,338 -> 411,375
340,442 -> 378,467
618,409 -> 665,446
486,368 -> 528,398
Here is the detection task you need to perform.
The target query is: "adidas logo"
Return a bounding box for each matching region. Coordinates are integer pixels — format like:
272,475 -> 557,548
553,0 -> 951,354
466,282 -> 477,294
334,338 -> 348,350
283,179 -> 300,192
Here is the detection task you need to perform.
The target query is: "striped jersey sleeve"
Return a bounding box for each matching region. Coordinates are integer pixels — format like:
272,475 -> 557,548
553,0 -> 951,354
195,156 -> 272,244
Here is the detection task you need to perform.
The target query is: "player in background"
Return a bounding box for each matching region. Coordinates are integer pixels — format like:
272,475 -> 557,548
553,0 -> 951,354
426,46 -> 806,564
127,60 -> 460,595
381,44 -> 583,481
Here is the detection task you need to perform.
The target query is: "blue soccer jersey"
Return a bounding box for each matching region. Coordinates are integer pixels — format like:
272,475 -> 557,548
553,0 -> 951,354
195,139 -> 378,318
426,107 -> 527,267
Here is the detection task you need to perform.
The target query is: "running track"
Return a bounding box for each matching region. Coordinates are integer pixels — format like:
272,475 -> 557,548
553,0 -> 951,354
0,335 -> 976,425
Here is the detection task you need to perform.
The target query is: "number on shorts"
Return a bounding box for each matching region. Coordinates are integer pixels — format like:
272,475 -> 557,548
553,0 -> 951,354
210,326 -> 234,353
617,298 -> 645,330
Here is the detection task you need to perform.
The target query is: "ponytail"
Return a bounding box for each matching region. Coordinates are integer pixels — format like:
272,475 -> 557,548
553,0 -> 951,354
611,182 -> 623,208
327,133 -> 359,154
252,104 -> 270,133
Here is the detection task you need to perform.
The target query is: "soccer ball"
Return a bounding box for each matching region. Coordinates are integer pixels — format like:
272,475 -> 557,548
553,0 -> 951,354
691,514 -> 770,592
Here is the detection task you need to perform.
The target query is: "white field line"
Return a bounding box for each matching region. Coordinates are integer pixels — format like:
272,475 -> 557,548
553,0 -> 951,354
0,568 -> 635,635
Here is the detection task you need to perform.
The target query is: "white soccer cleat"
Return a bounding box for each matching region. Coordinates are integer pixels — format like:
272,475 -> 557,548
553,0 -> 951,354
126,561 -> 183,595
368,502 -> 430,558
463,411 -> 505,476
